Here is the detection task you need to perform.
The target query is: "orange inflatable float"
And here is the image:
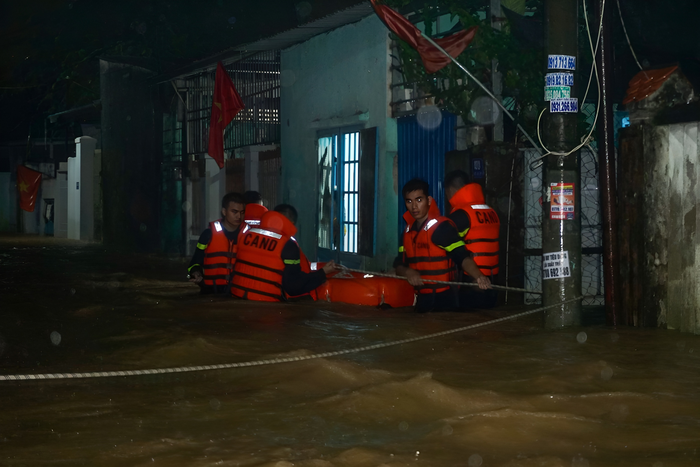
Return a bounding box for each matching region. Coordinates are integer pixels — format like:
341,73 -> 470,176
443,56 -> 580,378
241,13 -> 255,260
313,265 -> 415,308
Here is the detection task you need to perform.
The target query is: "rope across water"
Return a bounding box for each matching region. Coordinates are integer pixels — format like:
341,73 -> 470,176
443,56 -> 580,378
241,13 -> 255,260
338,267 -> 542,295
0,297 -> 581,382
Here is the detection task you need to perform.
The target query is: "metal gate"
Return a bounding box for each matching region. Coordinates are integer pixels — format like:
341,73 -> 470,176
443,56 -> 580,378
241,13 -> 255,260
396,110 -> 457,231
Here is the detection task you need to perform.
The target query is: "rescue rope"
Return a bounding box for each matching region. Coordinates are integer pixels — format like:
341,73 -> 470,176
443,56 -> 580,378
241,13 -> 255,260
339,267 -> 542,295
0,297 -> 581,382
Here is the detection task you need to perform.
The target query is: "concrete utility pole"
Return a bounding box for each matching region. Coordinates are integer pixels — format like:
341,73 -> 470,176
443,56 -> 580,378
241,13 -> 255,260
542,0 -> 582,328
595,0 -> 621,326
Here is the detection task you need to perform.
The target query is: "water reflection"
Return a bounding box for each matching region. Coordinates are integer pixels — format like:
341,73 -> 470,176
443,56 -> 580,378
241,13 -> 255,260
1,236 -> 700,466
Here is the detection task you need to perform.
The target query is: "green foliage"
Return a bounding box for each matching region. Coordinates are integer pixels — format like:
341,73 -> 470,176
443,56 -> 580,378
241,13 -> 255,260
386,0 -> 544,130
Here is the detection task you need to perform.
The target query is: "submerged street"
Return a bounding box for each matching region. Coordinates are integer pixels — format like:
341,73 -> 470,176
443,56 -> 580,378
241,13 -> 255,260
0,235 -> 699,466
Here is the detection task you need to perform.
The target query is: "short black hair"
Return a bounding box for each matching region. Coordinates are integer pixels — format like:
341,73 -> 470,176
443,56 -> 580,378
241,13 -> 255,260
274,203 -> 298,225
445,170 -> 471,191
222,192 -> 245,208
402,178 -> 430,199
244,190 -> 262,204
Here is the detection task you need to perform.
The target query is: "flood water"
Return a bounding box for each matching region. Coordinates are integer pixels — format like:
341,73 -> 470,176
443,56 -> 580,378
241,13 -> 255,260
1,235 -> 700,467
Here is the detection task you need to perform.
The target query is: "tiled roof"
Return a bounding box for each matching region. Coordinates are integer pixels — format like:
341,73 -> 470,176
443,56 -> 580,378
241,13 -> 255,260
622,65 -> 679,105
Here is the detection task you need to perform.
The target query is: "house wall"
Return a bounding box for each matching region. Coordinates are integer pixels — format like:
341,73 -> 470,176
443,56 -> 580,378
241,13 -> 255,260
280,15 -> 397,271
621,122 -> 700,334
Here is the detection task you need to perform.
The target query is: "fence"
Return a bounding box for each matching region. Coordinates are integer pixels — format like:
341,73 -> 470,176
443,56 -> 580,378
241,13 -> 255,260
184,51 -> 281,156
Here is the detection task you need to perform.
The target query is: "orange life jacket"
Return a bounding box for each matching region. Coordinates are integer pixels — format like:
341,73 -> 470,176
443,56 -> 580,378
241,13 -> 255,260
202,220 -> 237,287
449,183 -> 500,277
243,204 -> 268,228
401,202 -> 455,294
231,211 -> 317,302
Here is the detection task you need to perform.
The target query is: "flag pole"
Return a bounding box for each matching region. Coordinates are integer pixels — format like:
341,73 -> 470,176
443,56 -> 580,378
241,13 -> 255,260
420,34 -> 543,155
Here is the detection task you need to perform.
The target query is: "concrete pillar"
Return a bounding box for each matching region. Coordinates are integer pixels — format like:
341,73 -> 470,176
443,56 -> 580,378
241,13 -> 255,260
68,136 -> 96,240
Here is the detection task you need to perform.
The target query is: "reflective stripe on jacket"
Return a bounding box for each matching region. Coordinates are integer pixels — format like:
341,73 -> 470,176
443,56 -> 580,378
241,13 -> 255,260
243,203 -> 268,229
401,203 -> 456,294
449,183 -> 500,276
231,211 -> 317,302
202,220 -> 237,287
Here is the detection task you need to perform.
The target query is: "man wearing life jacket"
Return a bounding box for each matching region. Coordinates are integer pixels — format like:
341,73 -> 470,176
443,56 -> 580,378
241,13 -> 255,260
394,179 -> 490,312
241,191 -> 268,232
187,192 -> 245,294
445,170 -> 499,309
231,204 -> 338,302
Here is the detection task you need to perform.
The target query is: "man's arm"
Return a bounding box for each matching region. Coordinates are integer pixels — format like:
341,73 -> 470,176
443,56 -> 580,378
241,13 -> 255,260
393,236 -> 424,286
432,222 -> 491,290
281,240 -> 328,296
188,229 -> 212,283
447,209 -> 471,238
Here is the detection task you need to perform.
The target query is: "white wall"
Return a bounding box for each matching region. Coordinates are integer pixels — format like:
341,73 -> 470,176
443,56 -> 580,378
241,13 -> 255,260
68,136 -> 97,240
280,14 -> 397,270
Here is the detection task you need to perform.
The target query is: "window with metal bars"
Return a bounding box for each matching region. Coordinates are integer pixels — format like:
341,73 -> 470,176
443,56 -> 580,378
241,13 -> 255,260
317,127 -> 377,259
184,51 -> 280,157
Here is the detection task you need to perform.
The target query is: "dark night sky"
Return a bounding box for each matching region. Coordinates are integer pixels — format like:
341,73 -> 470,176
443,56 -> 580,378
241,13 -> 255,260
1,0 -> 700,143
0,0 -> 364,141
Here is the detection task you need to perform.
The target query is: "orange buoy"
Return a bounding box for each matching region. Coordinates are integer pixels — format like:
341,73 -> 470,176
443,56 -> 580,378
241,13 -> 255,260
314,267 -> 415,308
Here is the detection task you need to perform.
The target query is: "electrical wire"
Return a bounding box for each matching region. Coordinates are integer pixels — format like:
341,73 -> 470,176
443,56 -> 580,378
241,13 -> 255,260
530,0 -> 606,169
615,0 -> 646,73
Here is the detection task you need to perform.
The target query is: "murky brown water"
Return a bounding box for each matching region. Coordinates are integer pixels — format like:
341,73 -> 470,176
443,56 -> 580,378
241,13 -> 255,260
1,235 -> 700,467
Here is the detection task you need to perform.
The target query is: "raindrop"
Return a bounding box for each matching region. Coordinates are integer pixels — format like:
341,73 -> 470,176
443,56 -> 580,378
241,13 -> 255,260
468,454 -> 483,467
209,398 -> 221,410
227,16 -> 236,25
50,331 -> 62,346
181,201 -> 191,212
280,69 -> 297,88
469,96 -> 501,125
600,366 -> 614,381
677,340 -> 686,351
571,455 -> 589,467
296,1 -> 312,18
140,223 -> 147,232
441,424 -> 453,435
576,331 -> 587,343
610,332 -> 619,343
126,115 -> 131,121
70,288 -> 76,295
398,421 -> 408,431
136,23 -> 147,35
416,105 -> 442,130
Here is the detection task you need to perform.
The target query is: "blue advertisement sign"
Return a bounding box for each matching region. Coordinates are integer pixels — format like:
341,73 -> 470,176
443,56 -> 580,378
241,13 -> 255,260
545,72 -> 574,86
550,98 -> 579,113
548,55 -> 576,70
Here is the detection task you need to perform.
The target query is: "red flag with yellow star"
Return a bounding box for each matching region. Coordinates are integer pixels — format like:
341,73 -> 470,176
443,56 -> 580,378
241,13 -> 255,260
207,62 -> 244,169
17,165 -> 42,212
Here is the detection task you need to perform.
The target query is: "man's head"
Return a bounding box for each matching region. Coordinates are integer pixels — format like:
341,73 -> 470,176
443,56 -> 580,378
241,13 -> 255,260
402,179 -> 432,224
221,192 -> 245,230
244,190 -> 263,205
274,204 -> 298,226
444,170 -> 470,202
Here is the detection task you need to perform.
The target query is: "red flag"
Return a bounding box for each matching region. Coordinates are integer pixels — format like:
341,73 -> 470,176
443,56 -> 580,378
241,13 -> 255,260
370,0 -> 477,74
17,165 -> 42,212
207,61 -> 245,169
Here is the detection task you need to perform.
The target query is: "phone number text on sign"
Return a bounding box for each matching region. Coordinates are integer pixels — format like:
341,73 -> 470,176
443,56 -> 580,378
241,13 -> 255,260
542,251 -> 571,280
